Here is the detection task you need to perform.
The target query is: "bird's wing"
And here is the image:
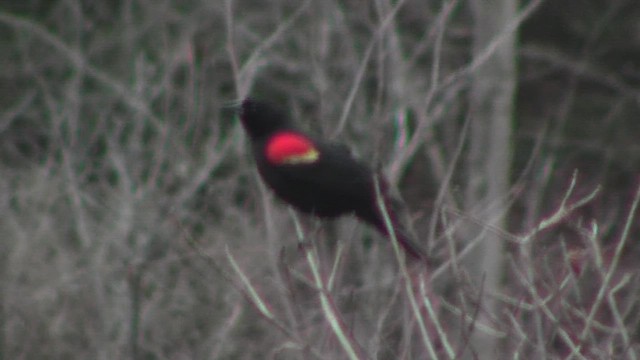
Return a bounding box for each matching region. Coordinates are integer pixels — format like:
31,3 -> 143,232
280,142 -> 374,198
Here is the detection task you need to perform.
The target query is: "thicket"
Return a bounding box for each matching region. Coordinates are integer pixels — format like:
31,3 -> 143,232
0,1 -> 638,358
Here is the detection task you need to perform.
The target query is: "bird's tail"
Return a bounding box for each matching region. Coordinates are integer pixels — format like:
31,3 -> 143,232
373,203 -> 427,261
359,177 -> 427,261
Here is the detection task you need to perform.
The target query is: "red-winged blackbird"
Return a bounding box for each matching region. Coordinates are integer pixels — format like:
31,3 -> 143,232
238,98 -> 425,260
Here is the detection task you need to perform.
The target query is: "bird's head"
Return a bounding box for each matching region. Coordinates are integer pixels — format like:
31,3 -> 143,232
239,98 -> 291,140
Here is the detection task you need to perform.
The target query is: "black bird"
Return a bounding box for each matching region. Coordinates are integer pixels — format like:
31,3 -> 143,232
238,98 -> 425,260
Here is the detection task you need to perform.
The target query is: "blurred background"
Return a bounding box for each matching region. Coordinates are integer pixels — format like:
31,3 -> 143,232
0,0 -> 639,358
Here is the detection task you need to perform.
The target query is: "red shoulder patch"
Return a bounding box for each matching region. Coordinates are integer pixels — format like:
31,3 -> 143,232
266,132 -> 319,165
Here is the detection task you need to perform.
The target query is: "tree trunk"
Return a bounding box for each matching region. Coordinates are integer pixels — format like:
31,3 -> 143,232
465,0 -> 517,357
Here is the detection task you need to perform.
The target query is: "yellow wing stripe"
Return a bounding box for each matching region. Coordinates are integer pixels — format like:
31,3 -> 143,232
280,149 -> 319,164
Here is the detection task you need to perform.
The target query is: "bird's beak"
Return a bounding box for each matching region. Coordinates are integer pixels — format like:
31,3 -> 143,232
221,99 -> 245,122
221,99 -> 243,111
